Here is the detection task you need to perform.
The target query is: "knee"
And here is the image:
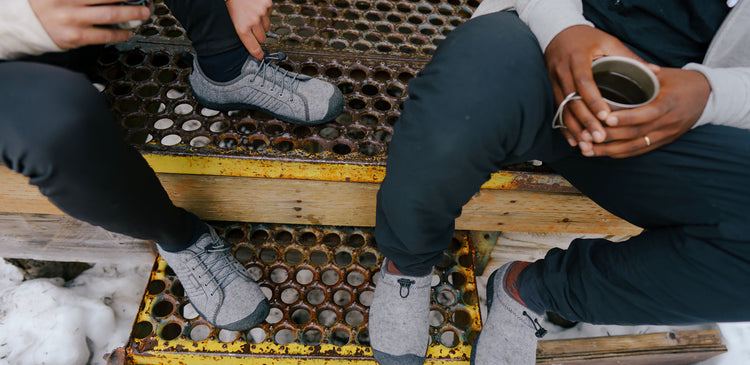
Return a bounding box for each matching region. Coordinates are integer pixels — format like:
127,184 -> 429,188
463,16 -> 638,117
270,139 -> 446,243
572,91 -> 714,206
0,63 -> 120,170
37,66 -> 113,138
434,11 -> 544,74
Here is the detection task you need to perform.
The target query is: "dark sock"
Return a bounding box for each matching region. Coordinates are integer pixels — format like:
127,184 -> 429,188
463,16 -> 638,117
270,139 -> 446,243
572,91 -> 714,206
159,212 -> 209,252
197,46 -> 249,82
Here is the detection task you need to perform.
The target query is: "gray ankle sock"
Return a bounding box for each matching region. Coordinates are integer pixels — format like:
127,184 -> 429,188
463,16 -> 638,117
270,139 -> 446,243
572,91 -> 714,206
369,258 -> 433,365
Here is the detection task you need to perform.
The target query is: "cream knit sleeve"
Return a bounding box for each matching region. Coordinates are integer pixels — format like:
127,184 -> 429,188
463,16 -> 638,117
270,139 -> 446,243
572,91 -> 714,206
684,64 -> 750,130
472,0 -> 593,52
0,0 -> 62,60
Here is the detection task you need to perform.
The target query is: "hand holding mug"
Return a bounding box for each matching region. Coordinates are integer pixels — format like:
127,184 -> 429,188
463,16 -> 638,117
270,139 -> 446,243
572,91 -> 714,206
587,67 -> 710,158
553,56 -> 660,130
545,25 -> 657,148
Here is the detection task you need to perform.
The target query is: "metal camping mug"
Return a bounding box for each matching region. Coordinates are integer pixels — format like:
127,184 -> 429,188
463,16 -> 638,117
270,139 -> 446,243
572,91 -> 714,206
591,56 -> 660,110
552,56 -> 660,129
113,0 -> 154,29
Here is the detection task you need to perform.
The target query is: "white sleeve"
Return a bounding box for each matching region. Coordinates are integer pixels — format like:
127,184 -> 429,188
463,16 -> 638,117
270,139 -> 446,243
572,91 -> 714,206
683,63 -> 750,130
472,0 -> 593,51
0,0 -> 62,60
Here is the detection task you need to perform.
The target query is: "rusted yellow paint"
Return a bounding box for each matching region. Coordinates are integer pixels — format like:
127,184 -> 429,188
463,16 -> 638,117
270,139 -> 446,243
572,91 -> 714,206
126,234 -> 481,364
143,153 -> 576,192
129,355 -> 467,365
143,153 -> 385,183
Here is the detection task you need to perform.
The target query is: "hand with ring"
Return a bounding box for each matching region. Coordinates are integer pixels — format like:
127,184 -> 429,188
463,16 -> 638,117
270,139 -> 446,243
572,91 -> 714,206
585,67 -> 711,158
545,25 -> 648,153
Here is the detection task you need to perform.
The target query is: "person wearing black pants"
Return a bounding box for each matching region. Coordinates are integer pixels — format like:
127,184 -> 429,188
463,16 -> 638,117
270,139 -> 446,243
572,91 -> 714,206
368,1 -> 750,364
0,0 -> 260,249
0,0 -> 342,332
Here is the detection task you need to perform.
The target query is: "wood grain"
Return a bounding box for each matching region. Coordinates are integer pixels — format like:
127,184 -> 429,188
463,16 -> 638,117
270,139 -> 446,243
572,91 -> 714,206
0,167 -> 641,235
0,213 -> 154,263
537,330 -> 727,364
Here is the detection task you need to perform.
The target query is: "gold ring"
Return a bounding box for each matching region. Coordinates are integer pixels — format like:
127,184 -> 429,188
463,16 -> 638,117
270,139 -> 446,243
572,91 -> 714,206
644,136 -> 652,147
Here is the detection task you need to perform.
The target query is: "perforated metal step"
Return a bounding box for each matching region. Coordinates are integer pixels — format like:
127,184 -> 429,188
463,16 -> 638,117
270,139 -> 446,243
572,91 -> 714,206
89,0 -> 553,176
124,223 -> 481,364
98,48 -> 422,164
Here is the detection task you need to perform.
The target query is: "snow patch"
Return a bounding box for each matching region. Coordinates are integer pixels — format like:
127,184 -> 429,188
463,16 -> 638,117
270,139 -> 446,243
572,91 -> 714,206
0,260 -> 151,365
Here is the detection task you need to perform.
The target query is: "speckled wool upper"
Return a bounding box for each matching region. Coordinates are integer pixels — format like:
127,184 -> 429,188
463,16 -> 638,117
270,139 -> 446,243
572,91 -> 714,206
369,259 -> 433,364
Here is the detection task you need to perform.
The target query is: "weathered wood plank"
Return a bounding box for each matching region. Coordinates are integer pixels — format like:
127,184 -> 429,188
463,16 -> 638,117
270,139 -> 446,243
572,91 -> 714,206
0,213 -> 154,263
0,167 -> 642,235
537,330 -> 727,364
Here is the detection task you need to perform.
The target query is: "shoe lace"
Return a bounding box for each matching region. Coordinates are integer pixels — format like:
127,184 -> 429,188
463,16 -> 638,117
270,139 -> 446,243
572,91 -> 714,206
190,235 -> 243,297
523,311 -> 548,338
252,51 -> 301,101
397,278 -> 416,298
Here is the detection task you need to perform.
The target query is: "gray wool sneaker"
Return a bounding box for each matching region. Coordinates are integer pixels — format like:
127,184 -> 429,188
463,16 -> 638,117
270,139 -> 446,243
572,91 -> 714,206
471,262 -> 547,365
369,258 -> 433,365
158,225 -> 270,331
189,53 -> 343,125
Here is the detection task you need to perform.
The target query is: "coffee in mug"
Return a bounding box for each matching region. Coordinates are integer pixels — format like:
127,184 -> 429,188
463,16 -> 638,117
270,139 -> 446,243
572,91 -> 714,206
591,56 -> 660,110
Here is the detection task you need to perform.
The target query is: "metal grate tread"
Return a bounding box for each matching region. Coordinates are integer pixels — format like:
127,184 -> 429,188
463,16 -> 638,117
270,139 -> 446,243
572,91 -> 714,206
131,0 -> 479,59
90,0 -> 551,174
126,223 -> 481,363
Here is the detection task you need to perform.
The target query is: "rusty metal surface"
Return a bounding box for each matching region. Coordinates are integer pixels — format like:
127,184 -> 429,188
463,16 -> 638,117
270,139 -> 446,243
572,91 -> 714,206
469,231 -> 501,276
98,48 -> 418,164
132,0 -> 478,58
91,0 -> 558,177
126,223 -> 482,363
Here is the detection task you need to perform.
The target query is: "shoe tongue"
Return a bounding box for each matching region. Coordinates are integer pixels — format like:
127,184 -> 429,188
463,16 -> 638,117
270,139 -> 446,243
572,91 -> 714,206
193,228 -> 225,251
242,56 -> 262,72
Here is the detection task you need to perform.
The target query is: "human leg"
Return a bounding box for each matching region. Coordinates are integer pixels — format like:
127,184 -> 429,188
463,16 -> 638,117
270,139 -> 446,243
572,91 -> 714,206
516,125 -> 750,325
370,11 -> 571,364
161,0 -> 241,57
0,61 -> 192,249
0,61 -> 268,329
472,126 -> 750,364
375,11 -> 570,277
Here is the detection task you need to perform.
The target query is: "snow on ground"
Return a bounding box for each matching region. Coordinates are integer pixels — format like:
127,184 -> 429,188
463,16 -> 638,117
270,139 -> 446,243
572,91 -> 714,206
0,259 -> 152,365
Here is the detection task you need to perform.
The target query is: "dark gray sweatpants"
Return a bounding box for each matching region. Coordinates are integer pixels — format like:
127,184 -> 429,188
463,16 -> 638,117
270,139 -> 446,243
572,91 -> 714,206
0,0 -> 242,250
374,12 -> 750,325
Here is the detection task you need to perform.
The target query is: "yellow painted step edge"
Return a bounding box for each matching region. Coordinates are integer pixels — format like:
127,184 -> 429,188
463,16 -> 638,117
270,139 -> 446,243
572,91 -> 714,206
143,154 -> 576,192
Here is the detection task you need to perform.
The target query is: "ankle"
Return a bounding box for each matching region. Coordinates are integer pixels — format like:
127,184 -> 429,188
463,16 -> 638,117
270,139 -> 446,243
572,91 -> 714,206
197,46 -> 248,82
386,259 -> 404,275
504,261 -> 532,307
157,212 -> 208,253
